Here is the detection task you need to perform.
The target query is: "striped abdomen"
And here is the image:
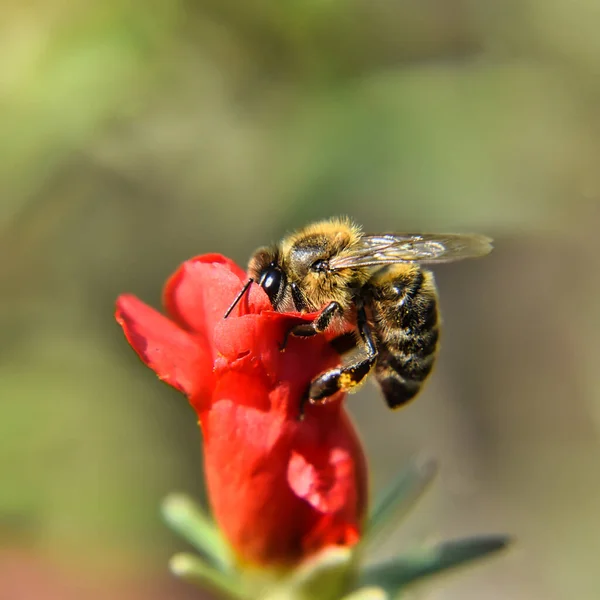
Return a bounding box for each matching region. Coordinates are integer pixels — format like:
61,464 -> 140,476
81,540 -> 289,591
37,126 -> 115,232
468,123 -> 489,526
367,264 -> 440,409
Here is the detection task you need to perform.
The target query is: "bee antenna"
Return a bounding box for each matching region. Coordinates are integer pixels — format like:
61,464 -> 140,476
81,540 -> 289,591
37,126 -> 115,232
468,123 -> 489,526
223,278 -> 254,319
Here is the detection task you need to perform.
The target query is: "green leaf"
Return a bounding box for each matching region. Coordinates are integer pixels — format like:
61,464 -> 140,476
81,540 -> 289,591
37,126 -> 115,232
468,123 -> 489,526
364,458 -> 438,547
162,493 -> 233,571
341,587 -> 389,600
262,547 -> 355,600
169,553 -> 245,599
358,535 -> 511,592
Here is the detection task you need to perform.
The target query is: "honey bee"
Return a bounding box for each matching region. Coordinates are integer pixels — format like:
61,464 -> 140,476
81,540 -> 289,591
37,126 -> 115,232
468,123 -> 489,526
225,217 -> 492,413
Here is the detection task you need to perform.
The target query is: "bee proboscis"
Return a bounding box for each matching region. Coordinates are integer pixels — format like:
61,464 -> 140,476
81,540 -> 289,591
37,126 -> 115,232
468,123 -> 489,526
225,217 -> 492,414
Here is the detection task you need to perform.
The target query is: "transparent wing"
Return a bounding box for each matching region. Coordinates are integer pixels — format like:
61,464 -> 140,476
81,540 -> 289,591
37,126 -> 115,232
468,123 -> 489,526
329,233 -> 493,269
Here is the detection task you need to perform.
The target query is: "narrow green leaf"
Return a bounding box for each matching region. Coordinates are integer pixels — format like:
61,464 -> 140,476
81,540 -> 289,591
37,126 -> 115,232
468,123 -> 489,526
262,547 -> 355,600
162,493 -> 233,571
341,586 -> 389,600
359,535 -> 511,592
364,458 -> 438,546
169,553 -> 246,599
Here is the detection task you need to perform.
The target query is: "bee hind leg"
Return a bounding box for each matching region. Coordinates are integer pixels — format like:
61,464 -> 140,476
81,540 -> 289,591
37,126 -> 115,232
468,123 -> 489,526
307,355 -> 376,400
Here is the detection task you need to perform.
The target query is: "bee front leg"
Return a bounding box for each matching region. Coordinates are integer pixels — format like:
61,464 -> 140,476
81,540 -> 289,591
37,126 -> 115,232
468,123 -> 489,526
279,301 -> 341,350
299,303 -> 378,418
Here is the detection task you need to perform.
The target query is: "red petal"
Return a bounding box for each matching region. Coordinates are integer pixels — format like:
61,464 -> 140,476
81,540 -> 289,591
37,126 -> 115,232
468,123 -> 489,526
287,446 -> 356,514
213,311 -> 336,384
201,393 -> 366,565
163,254 -> 270,339
200,396 -> 307,563
213,313 -> 284,384
116,294 -> 212,399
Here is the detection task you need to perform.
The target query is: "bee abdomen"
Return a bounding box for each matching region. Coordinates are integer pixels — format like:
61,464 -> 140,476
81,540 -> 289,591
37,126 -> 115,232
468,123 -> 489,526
388,327 -> 439,360
375,340 -> 437,409
368,265 -> 440,410
376,369 -> 422,409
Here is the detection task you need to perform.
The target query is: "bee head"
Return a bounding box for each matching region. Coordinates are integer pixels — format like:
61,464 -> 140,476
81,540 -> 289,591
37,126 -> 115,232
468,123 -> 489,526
248,247 -> 288,309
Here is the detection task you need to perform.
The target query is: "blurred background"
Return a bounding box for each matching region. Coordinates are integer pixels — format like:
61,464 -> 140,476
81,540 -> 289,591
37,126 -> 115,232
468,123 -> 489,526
2,1 -> 600,598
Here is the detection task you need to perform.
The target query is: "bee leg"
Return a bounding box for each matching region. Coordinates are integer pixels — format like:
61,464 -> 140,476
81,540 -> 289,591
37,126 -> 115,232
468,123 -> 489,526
279,301 -> 341,350
302,304 -> 378,412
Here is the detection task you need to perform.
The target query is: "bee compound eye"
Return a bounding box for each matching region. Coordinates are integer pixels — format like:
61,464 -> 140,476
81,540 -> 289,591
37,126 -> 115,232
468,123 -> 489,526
259,266 -> 285,304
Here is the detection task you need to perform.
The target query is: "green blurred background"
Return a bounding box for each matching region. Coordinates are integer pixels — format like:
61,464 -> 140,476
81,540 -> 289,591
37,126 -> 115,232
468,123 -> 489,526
2,1 -> 600,598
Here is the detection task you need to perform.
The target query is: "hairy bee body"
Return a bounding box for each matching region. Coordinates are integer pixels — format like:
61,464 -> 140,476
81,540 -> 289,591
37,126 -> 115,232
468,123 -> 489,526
237,217 -> 491,412
366,264 -> 440,408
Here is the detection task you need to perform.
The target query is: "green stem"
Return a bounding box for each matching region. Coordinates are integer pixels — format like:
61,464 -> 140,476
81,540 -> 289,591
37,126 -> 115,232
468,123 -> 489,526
162,493 -> 233,571
170,553 -> 246,599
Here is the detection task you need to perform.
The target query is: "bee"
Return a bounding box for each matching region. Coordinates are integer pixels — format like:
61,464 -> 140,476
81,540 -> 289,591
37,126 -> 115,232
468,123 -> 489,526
225,217 -> 492,413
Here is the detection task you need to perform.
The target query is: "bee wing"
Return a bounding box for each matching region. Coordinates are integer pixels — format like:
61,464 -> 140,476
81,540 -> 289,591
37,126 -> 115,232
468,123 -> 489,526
329,233 -> 493,269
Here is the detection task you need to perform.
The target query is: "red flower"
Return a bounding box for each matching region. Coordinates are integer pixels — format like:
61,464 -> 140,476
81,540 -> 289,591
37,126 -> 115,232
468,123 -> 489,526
115,254 -> 367,567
